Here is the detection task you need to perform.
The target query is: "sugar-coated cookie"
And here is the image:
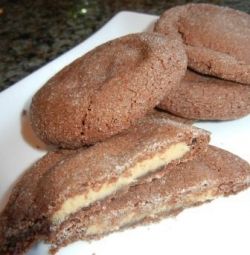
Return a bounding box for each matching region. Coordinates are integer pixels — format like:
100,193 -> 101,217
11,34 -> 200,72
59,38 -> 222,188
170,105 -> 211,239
158,70 -> 250,120
30,32 -> 187,148
154,4 -> 250,84
0,116 -> 209,254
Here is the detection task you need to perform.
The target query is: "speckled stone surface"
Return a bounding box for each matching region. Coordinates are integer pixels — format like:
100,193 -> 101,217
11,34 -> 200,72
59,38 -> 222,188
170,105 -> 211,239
0,0 -> 250,91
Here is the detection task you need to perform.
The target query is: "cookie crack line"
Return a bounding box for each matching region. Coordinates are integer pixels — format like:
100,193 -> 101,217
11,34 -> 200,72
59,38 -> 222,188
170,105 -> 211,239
80,96 -> 93,139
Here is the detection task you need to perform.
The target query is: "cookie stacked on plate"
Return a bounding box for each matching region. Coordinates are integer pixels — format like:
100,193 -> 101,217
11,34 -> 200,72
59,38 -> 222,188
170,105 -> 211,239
1,4 -> 250,255
155,3 -> 250,120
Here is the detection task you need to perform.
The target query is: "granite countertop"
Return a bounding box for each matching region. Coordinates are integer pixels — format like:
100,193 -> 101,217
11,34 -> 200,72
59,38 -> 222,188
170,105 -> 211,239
1,0 -> 250,92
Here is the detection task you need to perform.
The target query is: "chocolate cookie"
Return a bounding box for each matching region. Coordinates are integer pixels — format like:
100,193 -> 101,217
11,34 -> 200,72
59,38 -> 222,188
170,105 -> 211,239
2,144 -> 249,254
158,70 -> 250,120
30,32 -> 187,149
154,4 -> 250,84
49,145 -> 250,251
0,118 -> 209,254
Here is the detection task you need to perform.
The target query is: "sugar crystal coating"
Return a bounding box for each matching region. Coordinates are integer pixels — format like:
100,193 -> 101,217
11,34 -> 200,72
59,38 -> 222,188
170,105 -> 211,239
50,146 -> 250,250
30,32 -> 187,148
154,3 -> 250,84
0,115 -> 209,254
158,70 -> 250,120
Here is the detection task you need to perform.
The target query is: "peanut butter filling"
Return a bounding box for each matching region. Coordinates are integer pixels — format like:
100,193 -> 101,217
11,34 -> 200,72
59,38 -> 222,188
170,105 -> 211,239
52,142 -> 189,224
85,188 -> 218,236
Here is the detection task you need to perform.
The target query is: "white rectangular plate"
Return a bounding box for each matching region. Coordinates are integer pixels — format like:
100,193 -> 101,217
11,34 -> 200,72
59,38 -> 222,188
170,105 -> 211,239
0,11 -> 250,255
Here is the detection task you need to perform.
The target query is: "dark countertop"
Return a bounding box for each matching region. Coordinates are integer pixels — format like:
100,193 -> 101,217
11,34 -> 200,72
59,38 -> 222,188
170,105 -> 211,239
1,0 -> 250,92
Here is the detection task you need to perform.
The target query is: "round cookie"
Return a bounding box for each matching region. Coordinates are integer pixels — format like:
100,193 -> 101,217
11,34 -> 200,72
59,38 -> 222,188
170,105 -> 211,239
30,32 -> 187,148
158,70 -> 250,120
154,3 -> 250,85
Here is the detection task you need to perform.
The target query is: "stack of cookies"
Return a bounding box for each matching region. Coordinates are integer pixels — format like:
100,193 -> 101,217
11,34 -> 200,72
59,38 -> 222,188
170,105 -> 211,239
155,3 -> 250,120
1,3 -> 250,255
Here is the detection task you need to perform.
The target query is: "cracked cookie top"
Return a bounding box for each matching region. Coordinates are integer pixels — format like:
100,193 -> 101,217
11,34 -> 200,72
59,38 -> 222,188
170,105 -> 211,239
30,32 -> 187,148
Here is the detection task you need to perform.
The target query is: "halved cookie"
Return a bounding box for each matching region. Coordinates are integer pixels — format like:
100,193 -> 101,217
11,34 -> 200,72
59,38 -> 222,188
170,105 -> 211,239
49,146 -> 250,251
0,117 -> 208,254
